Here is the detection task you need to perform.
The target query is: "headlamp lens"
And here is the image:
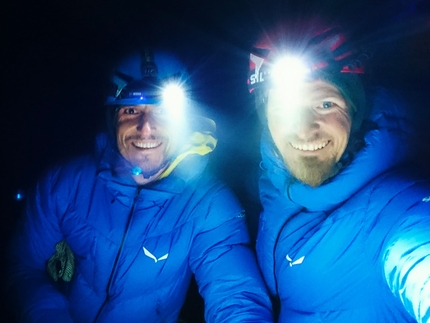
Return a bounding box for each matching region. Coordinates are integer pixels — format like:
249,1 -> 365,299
162,83 -> 185,105
161,82 -> 186,119
271,56 -> 311,89
266,56 -> 314,113
113,79 -> 187,117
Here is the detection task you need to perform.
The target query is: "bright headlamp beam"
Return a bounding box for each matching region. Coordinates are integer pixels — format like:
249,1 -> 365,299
161,82 -> 186,119
267,56 -> 313,116
162,83 -> 185,104
271,56 -> 311,89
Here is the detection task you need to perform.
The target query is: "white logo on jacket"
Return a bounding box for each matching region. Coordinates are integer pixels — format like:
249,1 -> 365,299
286,254 -> 305,267
142,247 -> 169,263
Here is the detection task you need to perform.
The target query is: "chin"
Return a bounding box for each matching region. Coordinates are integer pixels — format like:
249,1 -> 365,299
288,156 -> 339,187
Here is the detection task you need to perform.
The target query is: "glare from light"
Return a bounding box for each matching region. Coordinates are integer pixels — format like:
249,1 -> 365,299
131,166 -> 142,176
162,83 -> 185,106
271,56 -> 311,90
161,83 -> 186,119
267,56 -> 312,125
14,190 -> 25,201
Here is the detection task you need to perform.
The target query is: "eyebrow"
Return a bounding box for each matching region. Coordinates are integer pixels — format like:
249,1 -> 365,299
311,86 -> 343,100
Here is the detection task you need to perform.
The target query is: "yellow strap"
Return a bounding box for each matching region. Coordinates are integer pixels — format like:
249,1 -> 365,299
159,132 -> 217,179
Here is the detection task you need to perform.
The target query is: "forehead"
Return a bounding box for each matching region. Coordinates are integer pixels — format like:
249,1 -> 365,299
307,79 -> 343,97
289,79 -> 344,99
267,78 -> 346,109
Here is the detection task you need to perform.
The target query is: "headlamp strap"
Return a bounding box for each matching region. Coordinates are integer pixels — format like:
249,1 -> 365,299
141,48 -> 158,79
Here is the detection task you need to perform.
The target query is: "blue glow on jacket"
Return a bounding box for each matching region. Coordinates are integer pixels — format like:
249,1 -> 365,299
7,130 -> 273,322
257,87 -> 430,322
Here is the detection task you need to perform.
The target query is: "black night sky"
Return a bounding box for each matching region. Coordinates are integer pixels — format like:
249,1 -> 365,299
3,0 -> 430,321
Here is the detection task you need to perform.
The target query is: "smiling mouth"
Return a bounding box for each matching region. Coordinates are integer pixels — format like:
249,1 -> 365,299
290,140 -> 330,151
132,141 -> 162,149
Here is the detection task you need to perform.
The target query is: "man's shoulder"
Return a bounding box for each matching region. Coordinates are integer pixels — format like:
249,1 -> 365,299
180,167 -> 235,200
365,165 -> 430,205
373,164 -> 429,186
46,133 -> 109,178
172,163 -> 242,209
40,153 -> 99,187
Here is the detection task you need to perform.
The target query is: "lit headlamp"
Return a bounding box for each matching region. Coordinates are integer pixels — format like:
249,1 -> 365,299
160,81 -> 187,119
250,51 -> 367,128
249,48 -> 368,94
249,52 -> 315,92
249,26 -> 371,128
107,73 -> 188,121
269,55 -> 313,89
105,49 -> 189,120
115,76 -> 186,102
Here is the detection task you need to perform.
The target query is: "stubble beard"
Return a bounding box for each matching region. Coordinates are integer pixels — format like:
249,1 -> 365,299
286,154 -> 339,188
132,153 -> 169,178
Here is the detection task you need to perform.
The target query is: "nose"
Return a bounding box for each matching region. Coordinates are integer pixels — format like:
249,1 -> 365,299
136,111 -> 154,134
290,108 -> 320,139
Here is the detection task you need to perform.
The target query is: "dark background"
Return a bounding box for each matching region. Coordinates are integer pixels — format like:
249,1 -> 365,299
3,0 -> 430,322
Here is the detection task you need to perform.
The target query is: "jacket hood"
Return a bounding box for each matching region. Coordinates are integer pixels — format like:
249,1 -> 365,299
260,87 -> 418,211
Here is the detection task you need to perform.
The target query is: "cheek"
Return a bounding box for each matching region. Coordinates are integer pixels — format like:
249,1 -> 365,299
330,108 -> 352,132
268,123 -> 283,147
115,127 -> 126,145
115,137 -> 128,159
330,114 -> 352,157
268,112 -> 287,136
115,124 -> 133,152
269,128 -> 291,162
339,113 -> 352,137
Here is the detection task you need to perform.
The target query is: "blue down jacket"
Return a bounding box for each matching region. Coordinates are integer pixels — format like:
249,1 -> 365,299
256,87 -> 430,323
7,129 -> 273,322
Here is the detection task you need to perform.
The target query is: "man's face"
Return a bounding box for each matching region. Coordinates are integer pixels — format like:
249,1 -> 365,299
267,79 -> 352,187
116,104 -> 181,180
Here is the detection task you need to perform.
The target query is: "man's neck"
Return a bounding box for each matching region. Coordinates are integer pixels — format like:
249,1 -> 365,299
131,165 -> 168,185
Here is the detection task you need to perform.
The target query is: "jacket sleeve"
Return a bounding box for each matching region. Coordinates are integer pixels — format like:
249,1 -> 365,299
383,197 -> 430,323
189,185 -> 273,323
6,168 -> 74,323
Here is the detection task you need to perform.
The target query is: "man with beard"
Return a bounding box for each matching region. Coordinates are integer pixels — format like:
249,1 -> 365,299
248,18 -> 430,322
6,48 -> 274,323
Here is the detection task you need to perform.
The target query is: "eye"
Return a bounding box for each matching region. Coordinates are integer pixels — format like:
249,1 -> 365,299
321,101 -> 334,109
123,107 -> 137,114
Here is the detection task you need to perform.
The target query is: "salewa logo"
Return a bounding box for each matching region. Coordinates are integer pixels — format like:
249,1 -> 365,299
286,254 -> 305,267
237,211 -> 245,218
142,247 -> 169,263
422,196 -> 430,202
249,53 -> 266,85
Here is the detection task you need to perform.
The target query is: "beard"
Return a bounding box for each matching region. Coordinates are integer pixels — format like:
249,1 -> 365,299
286,154 -> 340,187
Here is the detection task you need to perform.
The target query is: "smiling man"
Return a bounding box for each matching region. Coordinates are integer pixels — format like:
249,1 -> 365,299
115,104 -> 179,184
248,19 -> 430,323
267,80 -> 352,187
6,48 -> 274,323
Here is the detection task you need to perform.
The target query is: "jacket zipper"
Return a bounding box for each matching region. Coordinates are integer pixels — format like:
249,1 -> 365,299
93,187 -> 141,323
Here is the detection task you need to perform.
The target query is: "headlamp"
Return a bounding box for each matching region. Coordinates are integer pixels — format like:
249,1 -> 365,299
110,76 -> 188,119
160,81 -> 187,119
264,55 -> 323,112
270,55 -> 312,90
249,53 -> 316,93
